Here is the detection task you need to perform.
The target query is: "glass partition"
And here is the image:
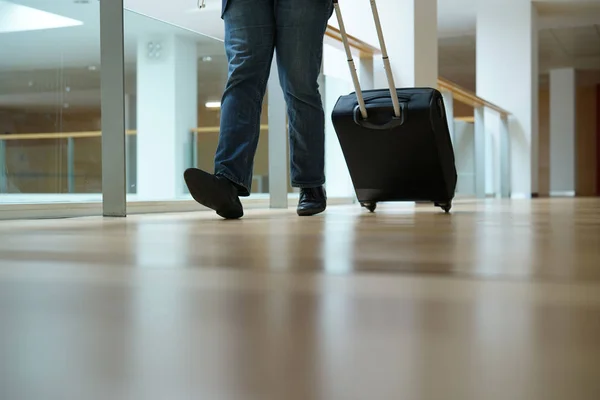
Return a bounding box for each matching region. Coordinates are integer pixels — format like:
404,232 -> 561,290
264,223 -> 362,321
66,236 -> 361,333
0,3 -> 271,210
122,11 -> 270,201
0,0 -> 102,203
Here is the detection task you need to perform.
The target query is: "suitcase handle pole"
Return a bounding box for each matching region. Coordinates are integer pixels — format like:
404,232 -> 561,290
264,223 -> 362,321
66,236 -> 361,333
332,0 -> 368,119
369,0 -> 401,118
332,0 -> 401,120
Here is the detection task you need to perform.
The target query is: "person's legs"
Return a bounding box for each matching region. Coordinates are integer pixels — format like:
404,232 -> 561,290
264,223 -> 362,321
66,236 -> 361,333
214,0 -> 276,196
184,0 -> 275,219
275,0 -> 332,190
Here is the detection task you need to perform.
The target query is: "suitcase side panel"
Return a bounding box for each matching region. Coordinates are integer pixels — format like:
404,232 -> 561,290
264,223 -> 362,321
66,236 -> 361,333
332,88 -> 452,203
428,90 -> 458,201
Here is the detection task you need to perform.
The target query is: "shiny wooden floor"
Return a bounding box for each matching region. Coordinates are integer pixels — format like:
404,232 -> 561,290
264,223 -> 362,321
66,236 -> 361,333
1,198 -> 599,400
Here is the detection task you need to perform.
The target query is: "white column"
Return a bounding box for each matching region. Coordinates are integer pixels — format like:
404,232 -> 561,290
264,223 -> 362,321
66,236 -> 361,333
358,56 -> 374,91
136,35 -> 197,200
441,90 -> 455,144
500,115 -> 511,198
268,54 -> 289,208
549,68 -> 576,196
377,0 -> 438,88
484,107 -> 501,197
454,120 -> 476,195
476,0 -> 538,198
474,106 -> 486,198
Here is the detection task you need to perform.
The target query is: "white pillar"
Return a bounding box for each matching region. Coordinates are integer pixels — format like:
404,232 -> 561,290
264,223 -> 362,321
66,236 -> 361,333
484,108 -> 501,197
549,68 -> 576,196
268,54 -> 289,208
358,55 -> 374,90
136,35 -> 197,200
474,106 -> 486,198
377,0 -> 438,88
500,115 -> 511,198
441,90 -> 455,144
454,120 -> 476,195
476,0 -> 538,198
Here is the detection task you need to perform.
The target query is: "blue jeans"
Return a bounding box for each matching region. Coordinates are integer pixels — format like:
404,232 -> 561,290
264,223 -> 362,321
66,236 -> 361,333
215,0 -> 333,196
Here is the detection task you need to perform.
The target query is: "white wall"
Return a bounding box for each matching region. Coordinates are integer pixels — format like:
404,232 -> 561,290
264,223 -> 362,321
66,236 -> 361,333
476,0 -> 539,198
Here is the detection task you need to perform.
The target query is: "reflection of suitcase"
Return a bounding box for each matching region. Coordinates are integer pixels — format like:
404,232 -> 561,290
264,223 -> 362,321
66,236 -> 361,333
331,0 -> 457,213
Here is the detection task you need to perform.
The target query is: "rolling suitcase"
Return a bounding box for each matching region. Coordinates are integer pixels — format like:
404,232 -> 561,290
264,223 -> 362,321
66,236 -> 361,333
331,0 -> 457,213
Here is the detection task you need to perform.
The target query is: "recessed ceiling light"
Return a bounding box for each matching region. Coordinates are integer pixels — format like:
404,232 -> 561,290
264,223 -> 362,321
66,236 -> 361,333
202,56 -> 212,62
0,1 -> 83,33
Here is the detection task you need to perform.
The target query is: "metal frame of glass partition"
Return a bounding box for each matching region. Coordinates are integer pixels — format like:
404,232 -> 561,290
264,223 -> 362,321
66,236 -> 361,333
100,0 -> 127,217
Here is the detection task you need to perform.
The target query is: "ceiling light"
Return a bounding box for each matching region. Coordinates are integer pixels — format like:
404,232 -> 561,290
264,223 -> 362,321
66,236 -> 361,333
202,56 -> 212,62
0,1 -> 83,33
205,101 -> 221,109
88,65 -> 97,71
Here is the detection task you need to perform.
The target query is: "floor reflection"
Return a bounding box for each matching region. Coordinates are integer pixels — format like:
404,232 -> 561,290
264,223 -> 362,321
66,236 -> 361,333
0,199 -> 599,399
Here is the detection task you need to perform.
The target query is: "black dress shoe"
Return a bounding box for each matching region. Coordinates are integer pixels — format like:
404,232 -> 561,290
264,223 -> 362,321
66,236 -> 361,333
297,186 -> 327,216
184,168 -> 244,219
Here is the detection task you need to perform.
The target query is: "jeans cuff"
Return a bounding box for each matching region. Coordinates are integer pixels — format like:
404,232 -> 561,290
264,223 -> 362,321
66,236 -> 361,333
291,179 -> 326,189
216,172 -> 251,197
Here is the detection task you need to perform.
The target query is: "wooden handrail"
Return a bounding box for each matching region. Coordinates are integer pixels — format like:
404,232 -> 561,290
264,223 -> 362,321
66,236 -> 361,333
190,125 -> 268,134
0,126 -> 267,141
325,25 -> 381,57
437,78 -> 510,116
0,130 -> 136,141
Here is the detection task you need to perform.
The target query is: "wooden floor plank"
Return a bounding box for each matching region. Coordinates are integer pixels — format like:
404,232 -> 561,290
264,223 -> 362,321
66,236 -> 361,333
0,199 -> 599,400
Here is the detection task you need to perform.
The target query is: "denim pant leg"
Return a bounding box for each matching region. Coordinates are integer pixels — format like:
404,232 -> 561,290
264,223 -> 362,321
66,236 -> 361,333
275,0 -> 333,188
215,0 -> 275,196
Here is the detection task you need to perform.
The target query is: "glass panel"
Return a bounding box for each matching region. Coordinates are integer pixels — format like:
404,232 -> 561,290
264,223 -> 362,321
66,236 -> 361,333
123,10 -> 270,202
0,0 -> 102,203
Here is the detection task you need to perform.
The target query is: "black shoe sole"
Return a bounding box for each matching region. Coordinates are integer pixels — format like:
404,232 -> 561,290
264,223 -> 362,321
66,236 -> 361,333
184,168 -> 243,220
297,206 -> 326,217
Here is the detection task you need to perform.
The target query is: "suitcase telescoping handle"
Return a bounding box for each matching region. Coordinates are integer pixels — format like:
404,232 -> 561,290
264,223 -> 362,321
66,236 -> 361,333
332,0 -> 401,120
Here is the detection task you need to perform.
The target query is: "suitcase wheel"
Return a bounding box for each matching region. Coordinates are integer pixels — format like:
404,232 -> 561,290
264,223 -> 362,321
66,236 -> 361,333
435,202 -> 452,214
360,202 -> 377,213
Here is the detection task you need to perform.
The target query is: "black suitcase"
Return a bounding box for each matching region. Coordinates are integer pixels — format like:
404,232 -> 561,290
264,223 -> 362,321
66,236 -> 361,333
331,0 -> 457,213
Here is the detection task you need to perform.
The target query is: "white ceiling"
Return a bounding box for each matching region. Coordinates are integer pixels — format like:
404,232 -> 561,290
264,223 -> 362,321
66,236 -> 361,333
0,0 -> 599,109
